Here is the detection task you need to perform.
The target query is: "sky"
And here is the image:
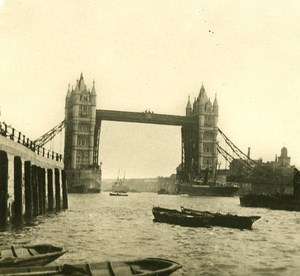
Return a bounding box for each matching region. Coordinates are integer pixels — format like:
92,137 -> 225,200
1,0 -> 300,179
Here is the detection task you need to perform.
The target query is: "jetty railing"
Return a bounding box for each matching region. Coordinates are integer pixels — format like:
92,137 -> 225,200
0,121 -> 63,162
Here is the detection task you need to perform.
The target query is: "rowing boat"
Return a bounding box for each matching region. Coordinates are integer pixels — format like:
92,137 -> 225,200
0,257 -> 182,275
152,206 -> 260,230
0,244 -> 66,268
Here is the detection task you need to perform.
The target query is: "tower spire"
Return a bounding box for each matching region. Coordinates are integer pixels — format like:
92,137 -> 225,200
66,83 -> 71,98
186,95 -> 192,116
186,95 -> 192,108
213,93 -> 218,114
91,79 -> 96,95
213,93 -> 218,106
198,83 -> 208,103
78,73 -> 86,92
74,79 -> 80,94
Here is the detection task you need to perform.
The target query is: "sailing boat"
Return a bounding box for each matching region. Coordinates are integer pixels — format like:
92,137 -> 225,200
110,171 -> 129,196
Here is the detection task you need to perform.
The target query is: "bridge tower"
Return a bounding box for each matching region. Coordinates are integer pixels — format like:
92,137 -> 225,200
64,73 -> 101,193
180,84 -> 218,181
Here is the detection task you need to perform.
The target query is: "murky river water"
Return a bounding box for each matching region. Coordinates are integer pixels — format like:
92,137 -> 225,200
1,192 -> 300,275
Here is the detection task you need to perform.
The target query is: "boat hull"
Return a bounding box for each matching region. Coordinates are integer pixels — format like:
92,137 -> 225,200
0,258 -> 182,275
109,192 -> 128,196
240,194 -> 300,211
0,244 -> 66,268
181,207 -> 260,230
152,207 -> 260,230
178,183 -> 238,197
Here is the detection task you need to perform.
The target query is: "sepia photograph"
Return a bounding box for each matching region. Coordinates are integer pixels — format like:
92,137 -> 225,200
1,0 -> 300,275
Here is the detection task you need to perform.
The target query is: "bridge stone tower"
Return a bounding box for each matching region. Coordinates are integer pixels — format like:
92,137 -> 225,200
180,84 -> 218,182
64,73 -> 101,193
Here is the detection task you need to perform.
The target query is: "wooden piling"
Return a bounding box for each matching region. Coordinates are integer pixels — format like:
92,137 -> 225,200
13,156 -> 23,225
32,165 -> 39,217
55,168 -> 61,212
47,169 -> 54,211
37,167 -> 46,215
37,167 -> 43,215
24,161 -> 33,219
0,151 -> 8,227
62,170 -> 68,209
40,168 -> 46,214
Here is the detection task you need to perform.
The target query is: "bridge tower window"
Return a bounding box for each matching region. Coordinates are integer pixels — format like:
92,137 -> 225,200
79,105 -> 90,117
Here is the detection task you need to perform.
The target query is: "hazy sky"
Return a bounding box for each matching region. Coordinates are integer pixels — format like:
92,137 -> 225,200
1,0 -> 300,178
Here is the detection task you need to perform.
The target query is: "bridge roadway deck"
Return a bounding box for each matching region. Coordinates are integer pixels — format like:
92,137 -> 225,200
96,109 -> 196,126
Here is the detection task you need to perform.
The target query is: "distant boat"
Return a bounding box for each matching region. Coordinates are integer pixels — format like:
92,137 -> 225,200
87,186 -> 101,193
158,188 -> 169,194
178,182 -> 238,197
0,257 -> 182,275
112,171 -> 129,193
109,192 -> 128,196
177,167 -> 239,197
152,206 -> 260,230
0,244 -> 66,268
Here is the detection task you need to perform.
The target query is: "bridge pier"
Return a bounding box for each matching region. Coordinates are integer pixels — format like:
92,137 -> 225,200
13,156 -> 23,226
1,155 -> 68,228
41,168 -> 46,214
47,168 -> 54,211
0,151 -> 8,228
24,161 -> 33,220
55,168 -> 61,212
62,170 -> 68,209
38,167 -> 46,215
0,127 -> 67,230
32,165 -> 39,217
38,167 -> 43,215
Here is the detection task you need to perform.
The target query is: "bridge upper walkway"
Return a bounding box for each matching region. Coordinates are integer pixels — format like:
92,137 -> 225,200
96,109 -> 196,126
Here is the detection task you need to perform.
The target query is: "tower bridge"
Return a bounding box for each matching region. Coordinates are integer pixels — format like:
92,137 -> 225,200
64,73 -> 219,192
1,73 -> 296,227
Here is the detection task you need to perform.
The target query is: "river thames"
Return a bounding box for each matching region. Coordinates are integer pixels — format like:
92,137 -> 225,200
1,192 -> 300,275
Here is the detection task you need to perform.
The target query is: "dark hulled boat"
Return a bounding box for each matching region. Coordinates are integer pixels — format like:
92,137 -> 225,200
178,183 -> 238,197
181,207 -> 261,230
240,168 -> 300,211
240,194 -> 300,211
158,188 -> 169,195
0,244 -> 66,268
152,206 -> 260,230
177,167 -> 238,197
109,192 -> 128,196
0,258 -> 182,275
